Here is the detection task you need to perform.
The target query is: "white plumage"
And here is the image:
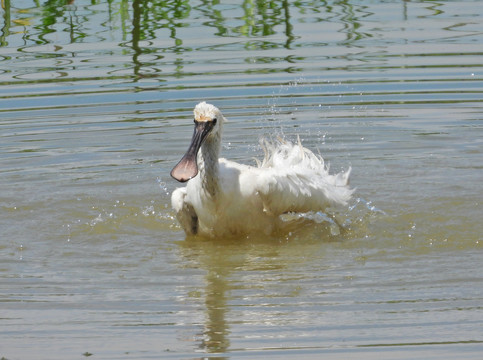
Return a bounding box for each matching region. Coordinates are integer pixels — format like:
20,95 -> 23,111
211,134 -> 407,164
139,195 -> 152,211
171,102 -> 353,238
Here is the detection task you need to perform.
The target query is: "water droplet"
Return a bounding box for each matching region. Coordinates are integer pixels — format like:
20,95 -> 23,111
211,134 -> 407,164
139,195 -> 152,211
330,223 -> 340,236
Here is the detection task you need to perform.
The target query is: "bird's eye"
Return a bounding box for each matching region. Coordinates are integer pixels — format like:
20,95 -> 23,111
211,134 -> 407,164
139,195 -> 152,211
212,118 -> 217,125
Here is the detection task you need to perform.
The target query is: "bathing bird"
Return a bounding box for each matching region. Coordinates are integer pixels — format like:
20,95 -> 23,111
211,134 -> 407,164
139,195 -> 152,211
171,102 -> 353,238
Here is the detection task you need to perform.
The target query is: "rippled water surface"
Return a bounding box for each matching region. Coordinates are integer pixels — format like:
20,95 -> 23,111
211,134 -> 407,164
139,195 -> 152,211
1,1 -> 482,359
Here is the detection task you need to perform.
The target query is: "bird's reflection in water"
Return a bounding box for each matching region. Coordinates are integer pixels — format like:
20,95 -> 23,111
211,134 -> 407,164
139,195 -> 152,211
176,236 -> 279,354
176,237 -> 242,354
201,266 -> 230,353
175,228 -> 340,355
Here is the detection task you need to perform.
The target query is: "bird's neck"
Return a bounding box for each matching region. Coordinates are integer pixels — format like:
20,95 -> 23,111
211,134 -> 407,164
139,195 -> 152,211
198,134 -> 221,198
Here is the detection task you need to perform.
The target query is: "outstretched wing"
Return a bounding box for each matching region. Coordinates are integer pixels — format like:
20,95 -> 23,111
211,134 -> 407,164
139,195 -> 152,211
254,138 -> 353,215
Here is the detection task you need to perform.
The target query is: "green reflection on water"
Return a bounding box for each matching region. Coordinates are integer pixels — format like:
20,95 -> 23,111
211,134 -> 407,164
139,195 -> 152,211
0,0 -> 383,84
1,1 -> 374,48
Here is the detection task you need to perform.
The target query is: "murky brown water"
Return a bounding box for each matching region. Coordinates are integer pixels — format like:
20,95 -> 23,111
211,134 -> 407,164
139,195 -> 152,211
1,1 -> 482,359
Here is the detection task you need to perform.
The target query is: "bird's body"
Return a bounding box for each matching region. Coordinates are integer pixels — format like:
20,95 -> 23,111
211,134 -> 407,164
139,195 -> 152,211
171,102 -> 353,238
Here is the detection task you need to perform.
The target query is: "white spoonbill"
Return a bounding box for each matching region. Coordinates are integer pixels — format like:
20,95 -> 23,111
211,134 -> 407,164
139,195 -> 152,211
171,102 -> 353,238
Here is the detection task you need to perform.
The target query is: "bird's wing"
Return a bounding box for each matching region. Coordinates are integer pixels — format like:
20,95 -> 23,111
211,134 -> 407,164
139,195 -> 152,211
253,138 -> 353,215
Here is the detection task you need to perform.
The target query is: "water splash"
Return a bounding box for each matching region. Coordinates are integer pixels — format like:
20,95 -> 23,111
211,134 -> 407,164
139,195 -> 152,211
348,197 -> 386,215
157,177 -> 170,196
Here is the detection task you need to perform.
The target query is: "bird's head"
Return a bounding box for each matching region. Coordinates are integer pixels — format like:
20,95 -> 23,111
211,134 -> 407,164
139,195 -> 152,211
193,101 -> 225,131
171,102 -> 226,182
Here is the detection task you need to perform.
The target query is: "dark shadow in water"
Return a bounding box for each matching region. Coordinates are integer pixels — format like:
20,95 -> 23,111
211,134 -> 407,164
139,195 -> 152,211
129,0 -> 192,80
331,0 -> 373,46
196,0 -> 296,50
1,0 -> 11,47
131,0 -> 142,77
36,0 -> 74,44
281,0 -> 295,49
